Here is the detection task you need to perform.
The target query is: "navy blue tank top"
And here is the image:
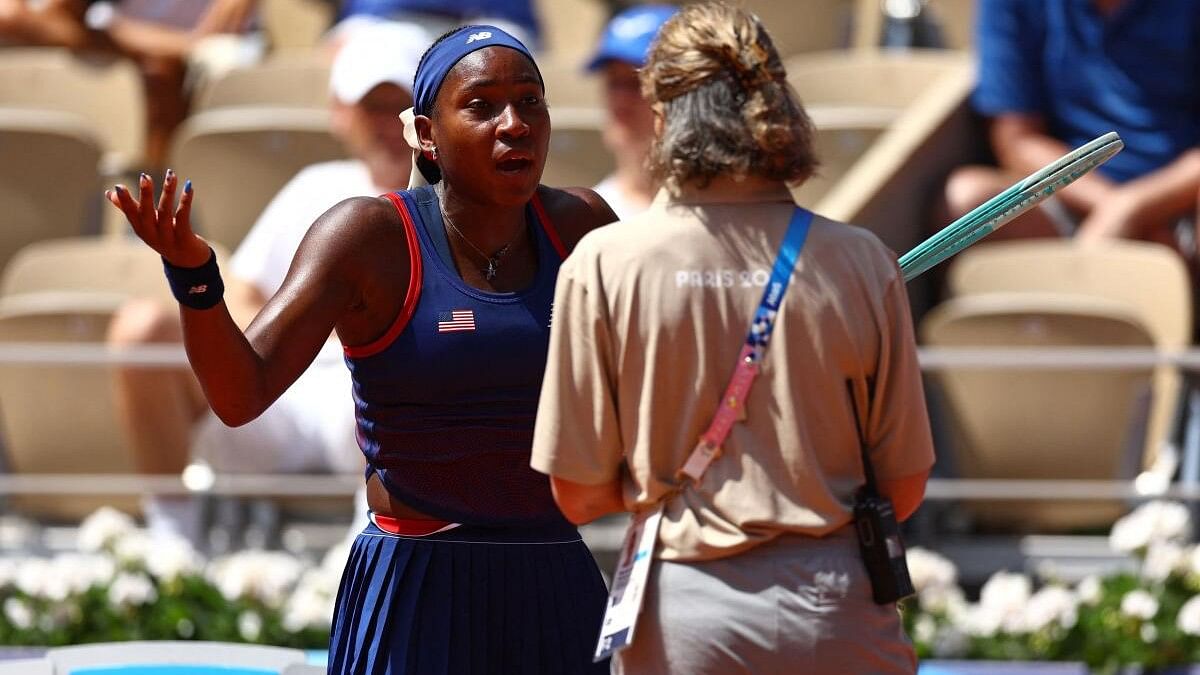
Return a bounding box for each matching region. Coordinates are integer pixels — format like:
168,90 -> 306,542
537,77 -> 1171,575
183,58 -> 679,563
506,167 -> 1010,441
343,186 -> 570,527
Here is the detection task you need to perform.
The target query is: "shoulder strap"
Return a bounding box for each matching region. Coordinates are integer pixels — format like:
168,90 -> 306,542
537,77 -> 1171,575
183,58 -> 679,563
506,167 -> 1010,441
531,192 -> 568,259
678,207 -> 814,482
342,192 -> 424,358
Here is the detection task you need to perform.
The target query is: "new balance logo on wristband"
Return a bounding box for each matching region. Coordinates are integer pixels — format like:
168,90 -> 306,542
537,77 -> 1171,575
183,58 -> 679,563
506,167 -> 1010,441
188,285 -> 208,294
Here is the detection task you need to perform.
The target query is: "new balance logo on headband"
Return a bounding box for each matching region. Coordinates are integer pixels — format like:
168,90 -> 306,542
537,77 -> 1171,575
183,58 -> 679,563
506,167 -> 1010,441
466,31 -> 492,44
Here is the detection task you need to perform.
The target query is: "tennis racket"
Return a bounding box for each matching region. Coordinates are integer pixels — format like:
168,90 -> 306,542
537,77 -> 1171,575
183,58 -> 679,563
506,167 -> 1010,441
898,131 -> 1124,283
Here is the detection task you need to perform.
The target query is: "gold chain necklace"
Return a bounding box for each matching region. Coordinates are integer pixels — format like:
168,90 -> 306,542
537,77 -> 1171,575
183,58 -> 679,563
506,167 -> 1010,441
443,216 -> 524,281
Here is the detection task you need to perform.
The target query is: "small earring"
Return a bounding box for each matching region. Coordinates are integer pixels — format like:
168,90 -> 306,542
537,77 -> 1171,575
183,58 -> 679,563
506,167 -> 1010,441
430,146 -> 439,160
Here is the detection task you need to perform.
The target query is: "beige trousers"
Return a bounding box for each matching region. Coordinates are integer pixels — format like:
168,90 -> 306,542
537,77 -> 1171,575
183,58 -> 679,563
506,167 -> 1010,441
614,528 -> 917,675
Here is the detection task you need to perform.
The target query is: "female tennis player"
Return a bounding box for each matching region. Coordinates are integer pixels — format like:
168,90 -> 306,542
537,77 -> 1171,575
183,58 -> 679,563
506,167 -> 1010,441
108,25 -> 615,675
531,3 -> 934,673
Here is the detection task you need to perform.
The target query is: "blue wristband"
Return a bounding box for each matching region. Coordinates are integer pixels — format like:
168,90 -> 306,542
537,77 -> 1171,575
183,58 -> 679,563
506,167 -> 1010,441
163,248 -> 224,310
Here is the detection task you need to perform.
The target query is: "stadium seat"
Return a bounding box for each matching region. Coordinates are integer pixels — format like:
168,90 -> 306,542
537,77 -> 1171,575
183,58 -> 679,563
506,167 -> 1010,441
946,239 -> 1192,470
170,107 -> 348,251
46,641 -> 306,673
921,292 -> 1157,531
261,0 -> 335,51
0,48 -> 145,174
0,237 -> 228,522
0,108 -> 102,275
541,107 -> 612,190
195,52 -> 332,111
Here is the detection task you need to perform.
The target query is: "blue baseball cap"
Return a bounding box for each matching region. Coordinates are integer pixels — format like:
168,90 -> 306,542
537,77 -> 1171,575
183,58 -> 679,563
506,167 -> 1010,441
585,4 -> 679,72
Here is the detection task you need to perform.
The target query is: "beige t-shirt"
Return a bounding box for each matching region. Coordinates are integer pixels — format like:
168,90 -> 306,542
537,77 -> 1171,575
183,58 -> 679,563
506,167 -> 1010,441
530,182 -> 935,561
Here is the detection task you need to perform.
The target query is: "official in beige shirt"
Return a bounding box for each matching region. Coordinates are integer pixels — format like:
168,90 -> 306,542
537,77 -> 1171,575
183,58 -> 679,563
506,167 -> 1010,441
531,4 -> 932,674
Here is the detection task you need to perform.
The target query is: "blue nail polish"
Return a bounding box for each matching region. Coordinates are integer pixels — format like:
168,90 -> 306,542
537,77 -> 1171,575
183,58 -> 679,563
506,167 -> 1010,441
114,185 -> 124,195
139,172 -> 149,182
183,179 -> 192,193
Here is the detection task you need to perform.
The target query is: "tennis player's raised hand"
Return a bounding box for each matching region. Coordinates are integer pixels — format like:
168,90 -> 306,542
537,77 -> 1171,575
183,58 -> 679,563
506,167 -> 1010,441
105,170 -> 211,268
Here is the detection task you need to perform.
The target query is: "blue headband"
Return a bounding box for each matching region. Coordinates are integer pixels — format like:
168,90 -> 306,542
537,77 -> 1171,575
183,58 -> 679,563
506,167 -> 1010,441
413,25 -> 541,117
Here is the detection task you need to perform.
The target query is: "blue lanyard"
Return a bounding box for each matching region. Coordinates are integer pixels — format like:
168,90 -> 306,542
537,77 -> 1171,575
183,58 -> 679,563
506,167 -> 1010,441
746,207 -> 813,354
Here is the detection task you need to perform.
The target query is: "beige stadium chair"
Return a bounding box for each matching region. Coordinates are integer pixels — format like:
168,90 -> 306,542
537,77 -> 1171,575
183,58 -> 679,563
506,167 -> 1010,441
0,47 -> 145,174
541,107 -> 612,189
782,50 -> 975,258
170,106 -> 349,250
946,239 -> 1192,470
922,292 -> 1158,531
535,0 -> 607,61
47,641 -> 307,673
261,0 -> 336,51
195,51 -> 333,111
0,237 -> 229,522
0,108 -> 102,274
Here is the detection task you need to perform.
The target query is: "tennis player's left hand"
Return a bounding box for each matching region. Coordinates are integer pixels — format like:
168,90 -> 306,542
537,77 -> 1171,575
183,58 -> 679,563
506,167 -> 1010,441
105,170 -> 212,268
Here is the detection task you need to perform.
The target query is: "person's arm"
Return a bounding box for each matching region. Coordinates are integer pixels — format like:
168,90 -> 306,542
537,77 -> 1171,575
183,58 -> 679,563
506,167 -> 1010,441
879,469 -> 930,522
0,0 -> 95,49
107,172 -> 396,427
860,267 -> 936,520
989,114 -> 1117,214
550,475 -> 624,525
1076,147 -> 1200,243
530,238 -> 628,522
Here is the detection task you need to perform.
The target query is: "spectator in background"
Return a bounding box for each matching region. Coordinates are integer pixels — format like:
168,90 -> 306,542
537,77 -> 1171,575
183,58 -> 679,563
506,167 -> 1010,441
585,3 -> 675,219
0,0 -> 265,169
330,0 -> 539,50
106,22 -> 424,547
942,0 -> 1200,263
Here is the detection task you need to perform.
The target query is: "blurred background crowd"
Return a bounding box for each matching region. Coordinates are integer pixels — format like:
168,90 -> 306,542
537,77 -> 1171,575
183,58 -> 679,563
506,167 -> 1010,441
0,0 -> 1196,637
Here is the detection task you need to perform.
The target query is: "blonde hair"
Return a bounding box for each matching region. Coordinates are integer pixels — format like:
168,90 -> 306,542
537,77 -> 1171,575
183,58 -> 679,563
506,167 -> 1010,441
640,1 -> 818,188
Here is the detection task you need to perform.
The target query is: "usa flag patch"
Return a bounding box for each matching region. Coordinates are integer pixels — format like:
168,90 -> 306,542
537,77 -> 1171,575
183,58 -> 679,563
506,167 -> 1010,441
437,309 -> 476,333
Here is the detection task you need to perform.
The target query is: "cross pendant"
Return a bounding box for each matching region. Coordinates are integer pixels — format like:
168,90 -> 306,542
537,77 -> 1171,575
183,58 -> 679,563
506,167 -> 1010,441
484,258 -> 498,280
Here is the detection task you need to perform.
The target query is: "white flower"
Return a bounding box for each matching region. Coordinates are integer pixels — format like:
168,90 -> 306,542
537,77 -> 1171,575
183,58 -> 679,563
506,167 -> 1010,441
282,571 -> 337,633
52,553 -> 116,595
978,571 -> 1032,634
78,507 -> 137,552
238,610 -> 262,642
144,536 -> 202,582
114,531 -> 154,566
1142,542 -> 1187,581
107,572 -> 158,608
1023,586 -> 1078,632
920,584 -> 968,616
1142,623 -> 1159,642
207,551 -> 306,607
1110,501 -> 1192,553
3,598 -> 32,630
1177,596 -> 1200,635
1120,589 -> 1159,620
1076,575 -> 1102,605
906,547 -> 958,593
912,614 -> 937,644
17,557 -> 70,601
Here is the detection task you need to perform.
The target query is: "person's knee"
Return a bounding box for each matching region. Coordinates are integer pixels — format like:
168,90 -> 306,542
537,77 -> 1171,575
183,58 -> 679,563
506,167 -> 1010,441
107,298 -> 181,347
944,166 -> 1006,218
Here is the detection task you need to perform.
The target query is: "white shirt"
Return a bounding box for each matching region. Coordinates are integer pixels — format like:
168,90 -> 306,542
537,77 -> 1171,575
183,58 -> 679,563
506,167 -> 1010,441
593,174 -> 651,221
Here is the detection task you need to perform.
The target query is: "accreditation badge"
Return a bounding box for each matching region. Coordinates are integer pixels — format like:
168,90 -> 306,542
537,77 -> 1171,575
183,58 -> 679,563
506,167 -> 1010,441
593,504 -> 664,661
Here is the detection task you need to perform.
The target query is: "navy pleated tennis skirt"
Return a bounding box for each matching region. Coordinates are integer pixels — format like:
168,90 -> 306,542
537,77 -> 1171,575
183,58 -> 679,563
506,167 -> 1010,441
327,518 -> 610,674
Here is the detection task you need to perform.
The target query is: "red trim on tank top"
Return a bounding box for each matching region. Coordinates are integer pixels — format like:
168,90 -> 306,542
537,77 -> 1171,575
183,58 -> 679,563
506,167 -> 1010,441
531,193 -> 567,259
343,193 -> 424,358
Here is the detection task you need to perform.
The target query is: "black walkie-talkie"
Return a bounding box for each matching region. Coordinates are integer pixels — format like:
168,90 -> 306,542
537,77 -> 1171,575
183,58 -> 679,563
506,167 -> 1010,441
847,380 -> 915,605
